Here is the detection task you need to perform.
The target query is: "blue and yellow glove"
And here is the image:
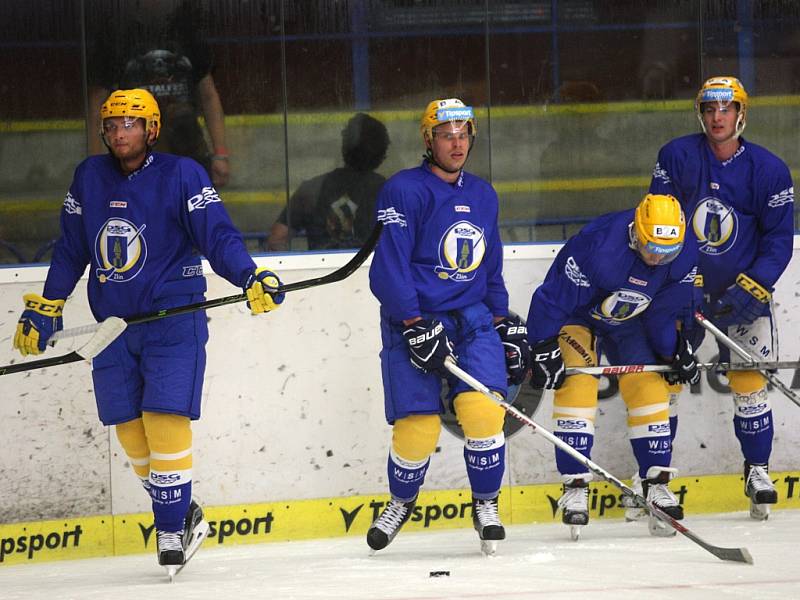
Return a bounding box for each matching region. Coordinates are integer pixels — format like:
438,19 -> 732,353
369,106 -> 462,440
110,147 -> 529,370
13,293 -> 65,356
712,273 -> 771,328
244,267 -> 285,315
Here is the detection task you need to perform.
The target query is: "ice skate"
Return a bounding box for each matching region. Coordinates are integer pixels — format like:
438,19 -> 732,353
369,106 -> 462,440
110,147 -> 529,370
157,530 -> 184,581
366,496 -> 416,552
643,467 -> 683,537
472,496 -> 505,556
745,462 -> 777,521
622,472 -> 647,522
160,500 -> 209,582
558,475 -> 590,541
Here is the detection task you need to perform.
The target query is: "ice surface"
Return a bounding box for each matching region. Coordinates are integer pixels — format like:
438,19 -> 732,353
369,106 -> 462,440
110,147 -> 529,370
2,510 -> 799,600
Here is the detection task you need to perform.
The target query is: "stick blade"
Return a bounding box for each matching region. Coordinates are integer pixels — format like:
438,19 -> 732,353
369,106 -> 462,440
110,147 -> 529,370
76,317 -> 127,360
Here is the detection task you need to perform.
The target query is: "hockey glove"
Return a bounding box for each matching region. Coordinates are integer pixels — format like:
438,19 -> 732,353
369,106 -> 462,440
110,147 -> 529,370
663,334 -> 700,386
402,318 -> 454,377
712,273 -> 771,329
244,267 -> 285,315
13,293 -> 65,356
494,314 -> 530,385
529,336 -> 566,390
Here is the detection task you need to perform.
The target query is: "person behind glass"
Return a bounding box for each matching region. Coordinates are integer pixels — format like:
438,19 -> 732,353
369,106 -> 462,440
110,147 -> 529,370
12,89 -> 284,577
366,98 -> 529,556
267,113 -> 390,251
648,76 -> 794,521
526,194 -> 700,540
87,0 -> 231,188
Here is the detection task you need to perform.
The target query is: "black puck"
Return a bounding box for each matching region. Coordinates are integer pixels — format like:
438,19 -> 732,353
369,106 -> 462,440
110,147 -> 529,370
429,571 -> 450,577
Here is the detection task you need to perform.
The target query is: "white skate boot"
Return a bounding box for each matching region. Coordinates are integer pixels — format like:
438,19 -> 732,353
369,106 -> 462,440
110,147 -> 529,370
643,467 -> 683,537
745,462 -> 778,521
622,471 -> 647,522
558,474 -> 591,541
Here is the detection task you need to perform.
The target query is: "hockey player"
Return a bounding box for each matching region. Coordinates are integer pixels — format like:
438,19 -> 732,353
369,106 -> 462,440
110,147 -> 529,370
367,98 -> 527,556
527,194 -> 700,539
12,89 -> 284,577
649,76 -> 794,520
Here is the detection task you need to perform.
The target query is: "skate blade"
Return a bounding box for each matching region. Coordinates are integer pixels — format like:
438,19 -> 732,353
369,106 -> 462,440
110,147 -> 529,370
569,525 -> 582,541
165,565 -> 178,583
480,539 -> 498,557
171,520 -> 210,579
648,517 -> 677,537
749,503 -> 770,521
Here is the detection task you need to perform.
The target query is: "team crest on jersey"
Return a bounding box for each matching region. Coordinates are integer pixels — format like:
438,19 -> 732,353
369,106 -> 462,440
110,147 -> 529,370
434,220 -> 486,281
93,218 -> 147,283
591,289 -> 652,324
692,197 -> 738,255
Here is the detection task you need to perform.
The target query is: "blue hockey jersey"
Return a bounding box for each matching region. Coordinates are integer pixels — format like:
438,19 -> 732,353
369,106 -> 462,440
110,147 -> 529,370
369,162 -> 508,322
527,209 -> 697,359
43,152 -> 256,321
649,133 -> 794,295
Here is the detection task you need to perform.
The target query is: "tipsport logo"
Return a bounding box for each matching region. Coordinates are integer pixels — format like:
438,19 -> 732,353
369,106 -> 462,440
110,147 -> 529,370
339,499 -> 474,533
138,512 -> 274,547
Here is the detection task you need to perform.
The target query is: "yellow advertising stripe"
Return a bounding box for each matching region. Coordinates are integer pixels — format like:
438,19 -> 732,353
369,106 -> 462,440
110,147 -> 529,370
0,515 -> 112,566
3,95 -> 800,133
4,471 -> 800,565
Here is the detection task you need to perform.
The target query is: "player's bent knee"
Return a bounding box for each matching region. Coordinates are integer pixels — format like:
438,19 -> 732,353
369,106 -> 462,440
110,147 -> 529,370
728,370 -> 767,395
620,372 -> 669,425
454,391 -> 505,438
115,417 -> 148,456
392,414 -> 441,461
554,374 -> 598,410
142,411 -> 193,470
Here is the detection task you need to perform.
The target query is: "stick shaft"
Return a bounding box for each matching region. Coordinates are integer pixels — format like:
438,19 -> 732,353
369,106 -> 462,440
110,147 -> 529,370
694,311 -> 800,408
566,360 -> 800,377
443,357 -> 753,564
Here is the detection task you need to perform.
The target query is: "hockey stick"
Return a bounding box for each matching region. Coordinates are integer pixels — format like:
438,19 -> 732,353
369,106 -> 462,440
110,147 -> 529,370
49,222 -> 383,344
694,310 -> 800,409
443,357 -> 754,564
0,317 -> 126,377
566,360 -> 800,377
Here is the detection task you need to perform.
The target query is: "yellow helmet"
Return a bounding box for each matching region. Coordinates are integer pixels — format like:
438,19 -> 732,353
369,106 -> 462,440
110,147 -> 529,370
695,76 -> 748,138
420,98 -> 476,145
633,194 -> 686,265
100,88 -> 161,141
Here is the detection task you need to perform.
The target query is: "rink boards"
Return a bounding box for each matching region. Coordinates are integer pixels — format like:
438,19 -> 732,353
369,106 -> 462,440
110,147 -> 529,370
2,470 -> 800,565
1,242 -> 799,566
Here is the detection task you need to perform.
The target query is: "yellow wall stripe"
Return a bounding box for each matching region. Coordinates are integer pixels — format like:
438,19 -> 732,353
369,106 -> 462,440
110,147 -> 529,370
3,470 -> 800,565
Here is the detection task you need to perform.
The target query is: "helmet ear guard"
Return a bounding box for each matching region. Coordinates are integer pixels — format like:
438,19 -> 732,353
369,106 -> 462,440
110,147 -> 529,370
695,76 -> 748,139
100,88 -> 161,143
631,194 -> 686,265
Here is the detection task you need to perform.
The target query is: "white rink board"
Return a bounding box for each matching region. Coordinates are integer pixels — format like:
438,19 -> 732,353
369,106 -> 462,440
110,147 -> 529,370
0,240 -> 798,522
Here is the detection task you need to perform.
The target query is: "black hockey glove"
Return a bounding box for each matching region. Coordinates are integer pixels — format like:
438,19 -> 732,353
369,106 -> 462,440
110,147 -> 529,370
402,318 -> 454,377
529,336 -> 566,390
664,334 -> 700,386
494,314 -> 530,385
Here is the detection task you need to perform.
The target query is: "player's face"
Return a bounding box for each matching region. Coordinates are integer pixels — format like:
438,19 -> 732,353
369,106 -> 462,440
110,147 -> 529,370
429,121 -> 471,172
102,117 -> 149,161
701,102 -> 738,143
